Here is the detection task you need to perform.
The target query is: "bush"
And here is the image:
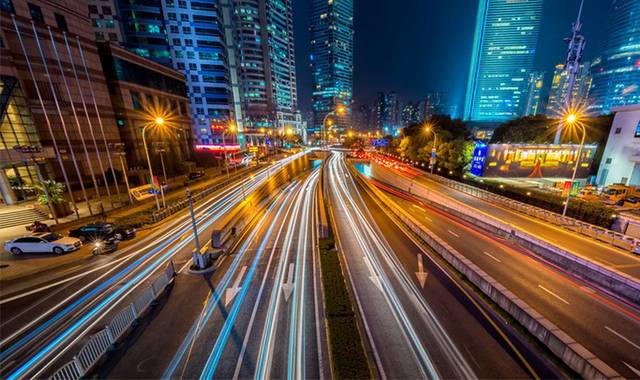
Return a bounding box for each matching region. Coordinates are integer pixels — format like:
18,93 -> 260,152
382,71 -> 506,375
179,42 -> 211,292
462,178 -> 616,228
113,208 -> 155,229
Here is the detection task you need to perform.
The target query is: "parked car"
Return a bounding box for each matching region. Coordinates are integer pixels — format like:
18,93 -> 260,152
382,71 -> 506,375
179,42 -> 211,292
69,223 -> 136,242
187,170 -> 205,181
4,233 -> 81,255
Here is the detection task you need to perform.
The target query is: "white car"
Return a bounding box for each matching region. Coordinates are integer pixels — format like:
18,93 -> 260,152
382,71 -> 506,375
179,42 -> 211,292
4,233 -> 82,255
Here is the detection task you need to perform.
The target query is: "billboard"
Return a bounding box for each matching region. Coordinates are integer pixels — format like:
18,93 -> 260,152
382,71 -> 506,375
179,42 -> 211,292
472,143 -> 598,178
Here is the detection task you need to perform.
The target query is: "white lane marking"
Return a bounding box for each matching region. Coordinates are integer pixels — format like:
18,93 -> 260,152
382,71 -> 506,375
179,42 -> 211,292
447,230 -> 460,238
282,262 -> 295,302
225,265 -> 247,306
178,260 -> 192,274
424,215 -> 432,222
537,284 -> 570,305
606,326 -> 640,351
412,204 -> 422,210
363,255 -> 382,292
416,254 -> 428,288
623,362 -> 640,377
482,251 -> 501,263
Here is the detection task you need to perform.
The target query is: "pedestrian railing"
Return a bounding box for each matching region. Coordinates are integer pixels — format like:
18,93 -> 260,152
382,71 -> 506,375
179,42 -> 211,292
418,169 -> 640,253
49,261 -> 176,380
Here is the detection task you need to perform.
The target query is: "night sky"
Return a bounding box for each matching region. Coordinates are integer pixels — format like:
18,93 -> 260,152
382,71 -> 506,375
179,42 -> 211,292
293,0 -> 612,117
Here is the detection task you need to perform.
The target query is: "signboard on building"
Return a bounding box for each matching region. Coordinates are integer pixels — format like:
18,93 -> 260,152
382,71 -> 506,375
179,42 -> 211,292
471,143 -> 597,178
371,138 -> 389,147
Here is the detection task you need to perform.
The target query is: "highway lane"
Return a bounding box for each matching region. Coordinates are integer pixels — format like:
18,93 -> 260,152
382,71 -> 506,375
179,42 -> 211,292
161,168 -> 327,379
0,152 -> 310,379
327,152 -> 546,379
402,166 -> 640,278
369,178 -> 640,379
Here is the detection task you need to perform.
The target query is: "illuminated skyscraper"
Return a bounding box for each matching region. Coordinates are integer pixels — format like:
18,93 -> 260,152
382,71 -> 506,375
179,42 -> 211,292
523,72 -> 545,116
309,0 -> 353,135
588,0 -> 640,114
232,0 -> 301,133
546,62 -> 591,116
463,0 -> 544,122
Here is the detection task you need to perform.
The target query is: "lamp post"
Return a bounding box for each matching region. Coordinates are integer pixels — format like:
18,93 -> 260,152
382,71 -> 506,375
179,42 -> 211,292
424,124 -> 438,174
142,117 -> 165,210
561,113 -> 586,217
322,106 -> 346,151
154,142 -> 168,209
185,183 -> 206,269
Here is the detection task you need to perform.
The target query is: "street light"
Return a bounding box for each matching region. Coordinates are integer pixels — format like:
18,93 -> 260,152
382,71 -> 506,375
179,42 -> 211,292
322,106 -> 346,150
424,124 -> 438,174
154,142 -> 168,208
109,143 -> 134,205
142,117 -> 167,210
561,113 -> 587,217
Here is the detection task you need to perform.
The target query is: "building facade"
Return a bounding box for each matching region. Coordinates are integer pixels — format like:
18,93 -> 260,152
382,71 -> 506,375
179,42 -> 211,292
523,71 -> 544,116
596,104 -> 640,187
232,0 -> 300,133
309,0 -> 353,136
588,0 -> 640,115
374,92 -> 400,135
1,0 -> 122,206
98,43 -> 192,184
463,0 -> 544,122
546,62 -> 591,116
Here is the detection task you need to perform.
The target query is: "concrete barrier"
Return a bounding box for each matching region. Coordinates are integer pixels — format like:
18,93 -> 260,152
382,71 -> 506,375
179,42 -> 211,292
367,162 -> 640,305
353,167 -> 622,380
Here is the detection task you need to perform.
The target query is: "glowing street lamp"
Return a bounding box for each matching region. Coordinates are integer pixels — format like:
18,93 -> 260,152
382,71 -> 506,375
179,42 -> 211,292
424,123 -> 438,175
142,116 -> 167,210
322,105 -> 347,149
561,112 -> 587,217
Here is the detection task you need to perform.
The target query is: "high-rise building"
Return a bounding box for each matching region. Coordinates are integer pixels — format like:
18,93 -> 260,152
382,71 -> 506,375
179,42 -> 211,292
419,91 -> 448,119
375,92 -> 400,134
354,104 -> 374,131
232,0 -> 300,133
546,62 -> 591,116
523,71 -> 544,116
309,0 -> 353,136
162,0 -> 233,144
588,0 -> 640,114
463,0 -> 544,122
1,0 -> 123,207
401,102 -> 420,126
115,0 -> 172,66
87,0 -> 123,43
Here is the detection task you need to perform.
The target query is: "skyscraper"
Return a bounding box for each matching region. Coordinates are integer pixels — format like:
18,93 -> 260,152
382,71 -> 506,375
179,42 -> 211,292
463,0 -> 544,122
588,0 -> 640,114
523,72 -> 545,116
309,0 -> 353,136
232,0 -> 301,133
375,92 -> 400,135
546,62 -> 591,116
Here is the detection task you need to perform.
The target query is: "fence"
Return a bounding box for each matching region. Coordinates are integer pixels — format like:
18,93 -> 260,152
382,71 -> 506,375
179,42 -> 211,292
419,169 -> 640,253
49,261 -> 176,380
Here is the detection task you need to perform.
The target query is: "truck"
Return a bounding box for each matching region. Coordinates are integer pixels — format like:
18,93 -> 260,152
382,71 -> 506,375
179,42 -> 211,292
602,184 -> 640,205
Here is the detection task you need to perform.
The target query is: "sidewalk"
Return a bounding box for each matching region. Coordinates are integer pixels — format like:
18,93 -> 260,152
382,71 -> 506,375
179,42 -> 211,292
0,164 -> 253,284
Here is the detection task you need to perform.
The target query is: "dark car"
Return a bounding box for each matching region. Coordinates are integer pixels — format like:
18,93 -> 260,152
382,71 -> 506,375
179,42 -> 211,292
69,223 -> 136,242
187,170 -> 205,181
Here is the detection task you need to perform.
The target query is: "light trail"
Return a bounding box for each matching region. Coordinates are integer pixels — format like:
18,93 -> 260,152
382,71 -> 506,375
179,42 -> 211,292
3,152 -> 310,379
327,152 -> 476,379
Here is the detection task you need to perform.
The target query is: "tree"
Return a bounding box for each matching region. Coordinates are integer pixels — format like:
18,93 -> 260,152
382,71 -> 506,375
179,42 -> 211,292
36,180 -> 65,205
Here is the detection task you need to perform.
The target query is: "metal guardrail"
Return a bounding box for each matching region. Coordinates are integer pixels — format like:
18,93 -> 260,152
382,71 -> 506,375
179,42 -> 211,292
49,261 -> 176,380
419,170 -> 640,253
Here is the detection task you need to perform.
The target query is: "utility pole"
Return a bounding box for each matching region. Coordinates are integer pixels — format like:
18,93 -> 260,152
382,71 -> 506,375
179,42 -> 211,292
555,0 -> 586,144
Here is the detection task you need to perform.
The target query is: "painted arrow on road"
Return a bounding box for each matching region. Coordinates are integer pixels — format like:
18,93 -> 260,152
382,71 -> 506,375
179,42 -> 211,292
282,263 -> 295,302
225,266 -> 247,306
416,254 -> 428,288
363,255 -> 382,291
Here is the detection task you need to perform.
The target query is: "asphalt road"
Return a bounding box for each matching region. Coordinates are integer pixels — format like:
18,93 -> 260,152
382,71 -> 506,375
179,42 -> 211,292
326,152 -> 556,379
406,168 -> 640,278
0,152 -> 311,379
371,180 -> 640,379
145,168 -> 327,379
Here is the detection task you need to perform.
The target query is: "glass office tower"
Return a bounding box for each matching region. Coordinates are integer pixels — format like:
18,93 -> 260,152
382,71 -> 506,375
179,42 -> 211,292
463,0 -> 544,122
588,0 -> 640,114
116,0 -> 172,66
309,0 -> 353,135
